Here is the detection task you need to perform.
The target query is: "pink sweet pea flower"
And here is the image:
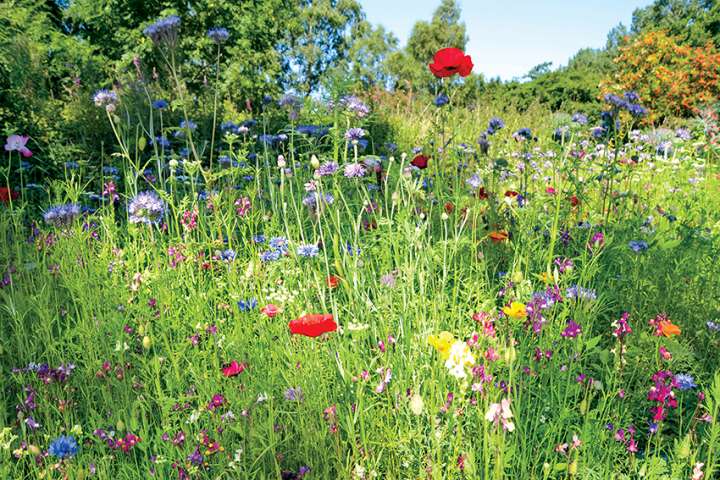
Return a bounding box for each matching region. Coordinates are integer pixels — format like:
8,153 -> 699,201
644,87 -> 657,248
261,303 -> 280,318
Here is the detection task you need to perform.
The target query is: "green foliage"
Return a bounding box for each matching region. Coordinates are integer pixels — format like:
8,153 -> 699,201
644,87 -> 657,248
388,0 -> 467,92
629,0 -> 720,47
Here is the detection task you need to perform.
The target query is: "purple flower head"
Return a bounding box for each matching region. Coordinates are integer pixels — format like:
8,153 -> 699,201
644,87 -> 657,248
561,319 -> 582,338
207,27 -> 229,44
44,204 -> 82,228
144,15 -> 181,45
128,191 -> 165,225
344,128 -> 366,142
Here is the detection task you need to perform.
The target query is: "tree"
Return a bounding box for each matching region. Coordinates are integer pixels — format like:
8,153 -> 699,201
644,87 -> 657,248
629,0 -> 720,47
525,62 -> 553,81
344,21 -> 398,90
602,30 -> 720,121
282,0 -> 364,94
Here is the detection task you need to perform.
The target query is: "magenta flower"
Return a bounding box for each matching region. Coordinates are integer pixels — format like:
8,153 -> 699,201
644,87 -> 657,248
561,319 -> 582,338
4,135 -> 32,157
207,393 -> 225,411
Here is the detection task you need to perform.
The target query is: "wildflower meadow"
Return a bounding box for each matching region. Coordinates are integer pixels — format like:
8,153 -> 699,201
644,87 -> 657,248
3,2 -> 720,479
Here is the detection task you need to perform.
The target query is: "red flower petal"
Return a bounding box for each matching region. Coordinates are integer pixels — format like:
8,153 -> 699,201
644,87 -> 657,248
429,48 -> 473,78
289,314 -> 337,337
411,154 -> 429,169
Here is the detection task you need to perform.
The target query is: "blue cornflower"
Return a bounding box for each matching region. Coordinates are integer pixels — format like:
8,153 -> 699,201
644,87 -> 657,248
180,119 -> 197,131
466,174 -> 482,189
434,93 -> 449,107
207,27 -> 229,44
269,237 -> 288,252
260,249 -> 282,262
237,298 -> 257,312
296,244 -> 319,258
220,249 -> 236,262
572,113 -> 588,125
152,99 -> 169,110
513,128 -> 533,141
48,435 -> 78,459
253,234 -> 266,244
345,241 -> 361,256
674,373 -> 697,391
628,240 -> 649,253
152,136 -> 171,149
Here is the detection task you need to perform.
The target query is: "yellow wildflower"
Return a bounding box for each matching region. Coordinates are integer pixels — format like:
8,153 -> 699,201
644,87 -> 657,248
502,302 -> 527,320
428,331 -> 455,359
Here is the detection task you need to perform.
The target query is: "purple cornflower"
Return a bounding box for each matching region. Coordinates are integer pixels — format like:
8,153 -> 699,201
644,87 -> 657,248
317,161 -> 339,176
344,128 -> 366,142
341,96 -> 370,117
344,163 -> 366,178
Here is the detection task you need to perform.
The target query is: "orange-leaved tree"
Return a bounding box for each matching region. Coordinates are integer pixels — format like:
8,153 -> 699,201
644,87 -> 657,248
602,30 -> 720,122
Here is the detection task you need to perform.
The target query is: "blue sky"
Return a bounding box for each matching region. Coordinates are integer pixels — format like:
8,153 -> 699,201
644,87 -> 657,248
360,0 -> 655,80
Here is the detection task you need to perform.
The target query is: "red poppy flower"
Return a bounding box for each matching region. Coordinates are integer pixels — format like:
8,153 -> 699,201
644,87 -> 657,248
411,154 -> 429,169
222,360 -> 246,377
429,48 -> 473,78
289,314 -> 337,337
0,187 -> 19,205
569,195 -> 580,207
477,187 -> 489,200
444,202 -> 455,214
504,190 -> 518,198
326,275 -> 341,289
